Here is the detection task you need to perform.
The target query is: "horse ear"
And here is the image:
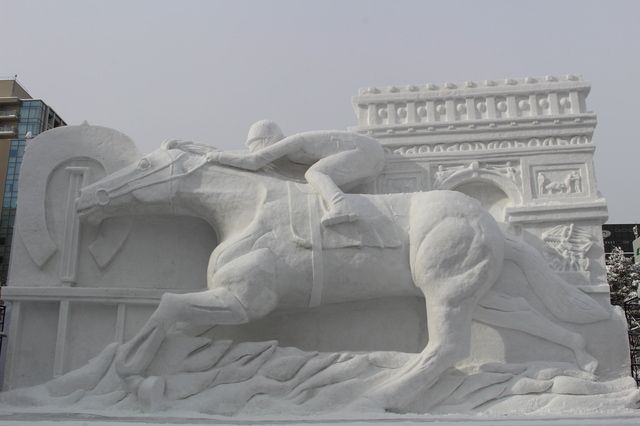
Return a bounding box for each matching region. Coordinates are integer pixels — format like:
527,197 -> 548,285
162,140 -> 180,150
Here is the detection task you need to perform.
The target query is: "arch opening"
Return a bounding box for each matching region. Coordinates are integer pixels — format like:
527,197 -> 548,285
452,181 -> 511,222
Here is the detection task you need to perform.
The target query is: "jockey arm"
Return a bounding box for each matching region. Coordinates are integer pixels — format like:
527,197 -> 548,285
214,134 -> 307,171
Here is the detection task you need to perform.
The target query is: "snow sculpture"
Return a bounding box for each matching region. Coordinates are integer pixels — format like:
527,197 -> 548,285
1,76 -> 638,418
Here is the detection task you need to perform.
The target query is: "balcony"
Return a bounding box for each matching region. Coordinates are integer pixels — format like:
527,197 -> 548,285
0,97 -> 20,106
0,125 -> 16,137
0,110 -> 18,121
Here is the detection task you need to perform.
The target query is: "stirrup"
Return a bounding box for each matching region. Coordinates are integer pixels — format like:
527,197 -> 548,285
321,211 -> 358,226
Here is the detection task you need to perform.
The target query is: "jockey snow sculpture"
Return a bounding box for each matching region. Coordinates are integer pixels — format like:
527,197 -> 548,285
211,120 -> 385,225
4,123 -> 637,416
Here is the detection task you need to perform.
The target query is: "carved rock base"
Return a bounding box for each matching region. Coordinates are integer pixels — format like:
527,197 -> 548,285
2,330 -> 637,417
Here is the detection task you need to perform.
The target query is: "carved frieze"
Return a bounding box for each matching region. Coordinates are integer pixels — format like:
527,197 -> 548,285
385,135 -> 591,157
542,224 -> 593,272
482,161 -> 521,184
536,170 -> 583,196
531,164 -> 586,198
432,160 -> 521,189
433,163 -> 468,187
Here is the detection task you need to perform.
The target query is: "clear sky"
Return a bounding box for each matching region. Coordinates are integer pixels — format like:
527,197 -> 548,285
2,0 -> 639,222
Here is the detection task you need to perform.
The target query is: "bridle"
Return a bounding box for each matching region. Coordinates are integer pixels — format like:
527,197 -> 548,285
93,149 -> 210,207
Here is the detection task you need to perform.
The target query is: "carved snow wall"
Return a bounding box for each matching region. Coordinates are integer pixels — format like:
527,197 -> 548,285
352,75 -> 608,295
1,125 -> 221,389
1,76 -> 627,394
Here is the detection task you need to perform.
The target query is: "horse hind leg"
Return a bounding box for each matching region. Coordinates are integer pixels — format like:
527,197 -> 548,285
475,290 -> 598,373
366,215 -> 503,412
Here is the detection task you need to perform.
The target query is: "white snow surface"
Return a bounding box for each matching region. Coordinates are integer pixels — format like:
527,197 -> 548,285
0,410 -> 639,425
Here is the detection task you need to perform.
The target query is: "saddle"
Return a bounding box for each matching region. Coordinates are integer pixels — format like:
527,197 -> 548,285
287,182 -> 401,249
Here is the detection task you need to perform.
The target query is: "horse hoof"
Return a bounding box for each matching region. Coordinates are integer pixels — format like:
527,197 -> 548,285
576,351 -> 599,374
115,325 -> 165,377
138,376 -> 165,412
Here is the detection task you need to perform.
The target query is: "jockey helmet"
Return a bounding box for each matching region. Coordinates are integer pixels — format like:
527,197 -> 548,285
246,120 -> 284,150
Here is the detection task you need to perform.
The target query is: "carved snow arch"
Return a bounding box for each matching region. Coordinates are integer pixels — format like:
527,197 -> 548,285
438,170 -> 522,222
438,168 -> 522,205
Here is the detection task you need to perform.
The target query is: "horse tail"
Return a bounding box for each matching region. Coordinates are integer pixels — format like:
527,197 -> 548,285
504,234 -> 610,324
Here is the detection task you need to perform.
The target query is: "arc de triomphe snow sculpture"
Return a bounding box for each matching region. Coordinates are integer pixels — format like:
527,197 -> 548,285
351,75 -> 606,293
0,75 -> 637,416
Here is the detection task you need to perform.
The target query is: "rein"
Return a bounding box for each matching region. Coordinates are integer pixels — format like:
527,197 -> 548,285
96,150 -> 210,204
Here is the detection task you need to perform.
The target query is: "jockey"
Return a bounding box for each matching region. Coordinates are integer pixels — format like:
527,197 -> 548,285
211,120 -> 385,226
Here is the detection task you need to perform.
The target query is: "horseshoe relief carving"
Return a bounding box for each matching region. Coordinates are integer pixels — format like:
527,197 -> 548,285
17,123 -> 140,273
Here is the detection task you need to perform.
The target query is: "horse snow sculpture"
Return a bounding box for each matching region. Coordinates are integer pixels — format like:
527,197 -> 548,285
75,140 -> 609,411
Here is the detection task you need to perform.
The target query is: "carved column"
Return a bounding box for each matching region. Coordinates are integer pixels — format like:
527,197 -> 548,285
548,92 -> 560,115
569,91 -> 581,114
529,94 -> 539,117
486,96 -> 497,119
426,100 -> 436,122
507,95 -> 518,118
406,101 -> 417,124
445,99 -> 455,122
466,98 -> 477,120
386,102 -> 397,125
59,166 -> 89,286
367,104 -> 377,126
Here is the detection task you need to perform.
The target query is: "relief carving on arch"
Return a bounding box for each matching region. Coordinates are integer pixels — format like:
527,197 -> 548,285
432,160 -> 521,189
433,163 -> 468,187
534,168 -> 584,197
542,224 -> 593,272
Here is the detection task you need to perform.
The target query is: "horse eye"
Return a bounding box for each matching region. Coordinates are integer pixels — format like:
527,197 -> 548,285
138,158 -> 151,170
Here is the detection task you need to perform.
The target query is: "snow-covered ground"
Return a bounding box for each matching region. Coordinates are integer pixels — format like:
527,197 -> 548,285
0,411 -> 639,425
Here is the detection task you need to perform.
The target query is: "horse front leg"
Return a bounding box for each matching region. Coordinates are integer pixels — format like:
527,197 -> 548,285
115,248 -> 279,377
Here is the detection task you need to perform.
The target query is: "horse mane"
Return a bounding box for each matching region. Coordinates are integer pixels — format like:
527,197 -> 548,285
162,139 -> 306,183
162,140 -> 219,156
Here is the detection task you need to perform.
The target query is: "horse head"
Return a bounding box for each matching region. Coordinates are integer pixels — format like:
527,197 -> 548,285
77,140 -> 217,225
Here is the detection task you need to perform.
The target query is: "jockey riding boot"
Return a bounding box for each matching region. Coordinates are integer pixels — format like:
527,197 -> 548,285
321,193 -> 358,226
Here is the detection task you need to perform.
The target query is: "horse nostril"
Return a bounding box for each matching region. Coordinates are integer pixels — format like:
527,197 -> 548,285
96,189 -> 110,206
